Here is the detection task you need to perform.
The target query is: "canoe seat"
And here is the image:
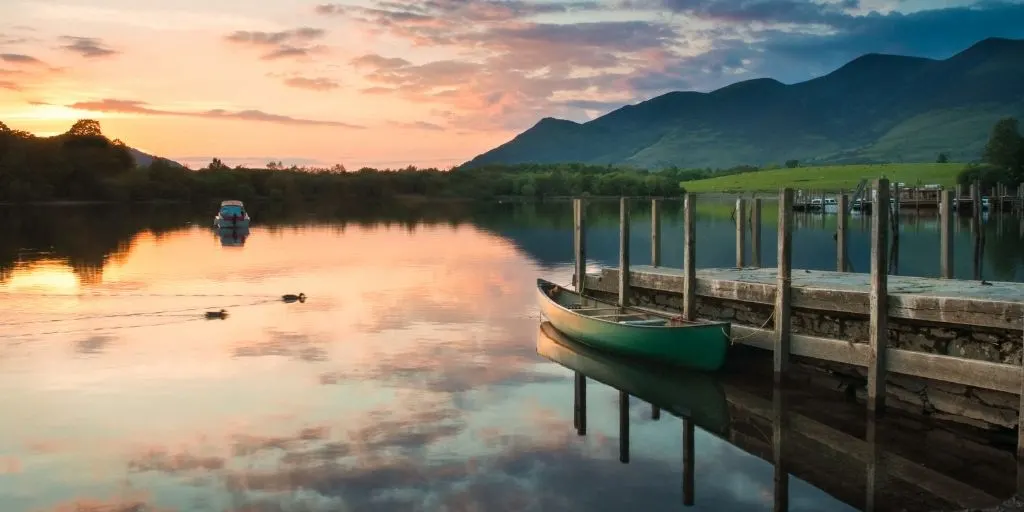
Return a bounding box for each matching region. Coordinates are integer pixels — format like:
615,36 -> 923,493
618,319 -> 668,326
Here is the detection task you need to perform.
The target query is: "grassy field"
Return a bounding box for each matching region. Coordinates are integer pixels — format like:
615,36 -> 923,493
681,163 -> 964,193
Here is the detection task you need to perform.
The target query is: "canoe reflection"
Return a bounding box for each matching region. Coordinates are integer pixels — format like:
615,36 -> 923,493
536,321 -> 1008,512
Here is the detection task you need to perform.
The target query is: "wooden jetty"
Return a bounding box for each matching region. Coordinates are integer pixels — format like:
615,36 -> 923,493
566,180 -> 1024,497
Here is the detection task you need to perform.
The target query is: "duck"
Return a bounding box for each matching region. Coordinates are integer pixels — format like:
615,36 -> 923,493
205,309 -> 228,319
282,293 -> 306,303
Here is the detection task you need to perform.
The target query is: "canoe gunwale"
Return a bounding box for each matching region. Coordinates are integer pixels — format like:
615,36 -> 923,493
537,278 -> 730,331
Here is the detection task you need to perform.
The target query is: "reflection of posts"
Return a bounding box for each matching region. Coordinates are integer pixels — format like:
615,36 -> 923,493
772,386 -> 789,512
619,391 -> 630,464
865,415 -> 882,511
574,372 -> 587,436
682,418 -> 695,506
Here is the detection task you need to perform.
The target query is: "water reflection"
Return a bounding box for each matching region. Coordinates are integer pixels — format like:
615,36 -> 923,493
218,226 -> 249,247
0,201 -> 1021,512
537,321 -> 1013,511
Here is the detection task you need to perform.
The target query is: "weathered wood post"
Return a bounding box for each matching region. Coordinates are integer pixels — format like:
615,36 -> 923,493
775,188 -> 793,381
573,198 -> 586,293
574,372 -> 587,436
651,199 -> 661,267
972,180 -> 982,280
1018,316 -> 1024,494
837,194 -> 848,272
869,178 -> 890,414
651,405 -> 660,420
619,391 -> 630,464
619,197 -> 630,307
773,385 -> 789,512
940,190 -> 954,279
752,198 -> 762,268
683,194 -> 696,321
736,198 -> 747,268
682,419 -> 695,506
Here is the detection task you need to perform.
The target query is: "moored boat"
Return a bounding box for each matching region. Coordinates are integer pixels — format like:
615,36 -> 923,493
536,321 -> 730,435
536,278 -> 731,372
214,200 -> 250,228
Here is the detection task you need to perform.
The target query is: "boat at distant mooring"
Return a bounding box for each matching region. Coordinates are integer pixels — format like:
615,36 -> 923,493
214,200 -> 250,229
536,278 -> 731,372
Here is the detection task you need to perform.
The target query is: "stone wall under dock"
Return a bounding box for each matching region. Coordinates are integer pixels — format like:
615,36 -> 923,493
582,267 -> 1024,432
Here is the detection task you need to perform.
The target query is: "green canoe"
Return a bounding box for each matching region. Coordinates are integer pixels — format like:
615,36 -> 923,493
536,278 -> 731,372
537,321 -> 731,436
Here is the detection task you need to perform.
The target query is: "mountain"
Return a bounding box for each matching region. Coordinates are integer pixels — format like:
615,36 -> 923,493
462,37 -> 1024,170
128,147 -> 183,168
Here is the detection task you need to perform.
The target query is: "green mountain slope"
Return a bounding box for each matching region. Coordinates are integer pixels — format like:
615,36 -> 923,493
462,37 -> 1024,170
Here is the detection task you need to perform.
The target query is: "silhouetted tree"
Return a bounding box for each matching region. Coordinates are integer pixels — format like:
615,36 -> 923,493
936,152 -> 949,163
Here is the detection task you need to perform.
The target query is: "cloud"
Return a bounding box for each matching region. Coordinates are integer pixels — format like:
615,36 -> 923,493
317,0 -> 1024,133
0,80 -> 20,91
0,53 -> 44,66
388,121 -> 445,131
66,99 -> 364,129
283,76 -> 341,91
58,36 -> 119,58
225,27 -> 329,61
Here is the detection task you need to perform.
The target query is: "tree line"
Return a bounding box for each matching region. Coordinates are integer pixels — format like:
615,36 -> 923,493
957,117 -> 1024,189
0,119 -> 686,204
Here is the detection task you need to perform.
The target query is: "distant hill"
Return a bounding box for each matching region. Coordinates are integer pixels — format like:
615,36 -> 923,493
127,147 -> 183,168
462,37 -> 1024,170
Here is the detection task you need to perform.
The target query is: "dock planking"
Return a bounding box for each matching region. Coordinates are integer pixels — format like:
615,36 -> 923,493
586,265 -> 1024,331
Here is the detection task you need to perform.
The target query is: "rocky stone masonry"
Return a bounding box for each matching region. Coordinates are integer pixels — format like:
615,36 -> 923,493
587,286 -> 1023,431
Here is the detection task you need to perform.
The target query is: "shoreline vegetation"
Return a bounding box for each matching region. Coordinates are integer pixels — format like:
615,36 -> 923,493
2,117 -> 1021,205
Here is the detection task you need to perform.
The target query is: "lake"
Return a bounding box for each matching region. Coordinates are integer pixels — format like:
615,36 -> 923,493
1,199 -> 1021,512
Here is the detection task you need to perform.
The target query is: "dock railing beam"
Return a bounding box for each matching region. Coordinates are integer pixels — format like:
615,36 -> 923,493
736,198 -> 747,268
774,188 -> 793,381
752,198 -> 762,268
940,190 -> 954,279
683,193 -> 696,321
837,194 -> 848,272
573,198 -> 586,293
651,199 -> 661,267
619,197 -> 631,307
869,178 -> 890,414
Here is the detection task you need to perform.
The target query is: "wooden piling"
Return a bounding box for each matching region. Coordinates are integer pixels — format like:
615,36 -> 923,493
868,178 -> 890,414
736,198 -> 747,268
866,415 -> 881,510
775,189 -> 793,381
651,199 -> 661,267
573,198 -> 586,292
682,194 -> 696,321
651,405 -> 660,420
837,194 -> 848,272
940,190 -> 954,279
972,180 -> 982,280
619,391 -> 630,464
752,198 -> 762,268
1018,314 -> 1024,494
682,418 -> 695,506
619,197 -> 630,307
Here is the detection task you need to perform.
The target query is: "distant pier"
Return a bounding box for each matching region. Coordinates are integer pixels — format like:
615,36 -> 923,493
792,180 -> 1024,214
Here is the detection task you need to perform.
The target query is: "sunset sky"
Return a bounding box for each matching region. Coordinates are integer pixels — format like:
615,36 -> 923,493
1,0 -> 1023,169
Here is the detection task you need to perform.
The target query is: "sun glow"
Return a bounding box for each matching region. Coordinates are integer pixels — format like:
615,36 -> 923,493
5,261 -> 81,293
0,103 -> 107,122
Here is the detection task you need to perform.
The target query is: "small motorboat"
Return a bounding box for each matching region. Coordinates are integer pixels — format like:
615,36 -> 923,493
214,200 -> 251,229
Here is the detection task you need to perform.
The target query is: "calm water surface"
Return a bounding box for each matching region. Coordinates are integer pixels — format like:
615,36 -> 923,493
1,200 -> 1021,512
